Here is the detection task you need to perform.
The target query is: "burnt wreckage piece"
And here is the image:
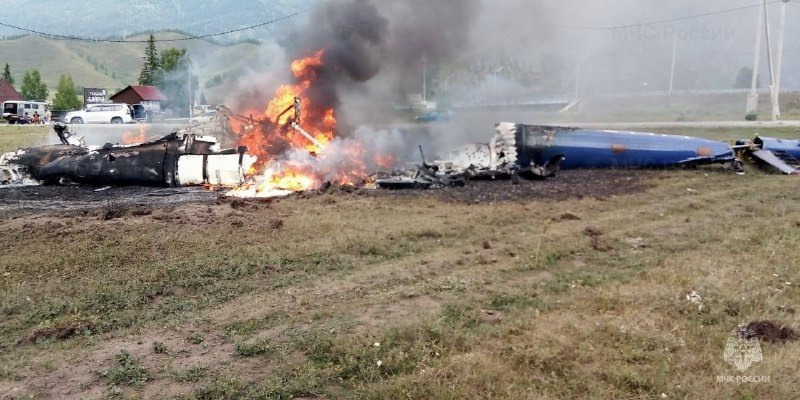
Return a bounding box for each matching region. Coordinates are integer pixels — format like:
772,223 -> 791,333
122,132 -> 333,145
377,122 -> 743,190
498,123 -> 739,170
733,136 -> 800,175
0,123 -> 255,187
377,124 -> 566,190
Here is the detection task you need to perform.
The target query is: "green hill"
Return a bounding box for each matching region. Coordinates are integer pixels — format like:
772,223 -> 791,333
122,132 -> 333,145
0,33 -> 263,101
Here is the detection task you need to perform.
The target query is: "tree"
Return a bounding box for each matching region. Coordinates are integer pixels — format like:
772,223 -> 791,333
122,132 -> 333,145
53,75 -> 82,111
20,70 -> 48,101
138,35 -> 162,87
1,63 -> 13,86
159,48 -> 196,116
734,67 -> 759,89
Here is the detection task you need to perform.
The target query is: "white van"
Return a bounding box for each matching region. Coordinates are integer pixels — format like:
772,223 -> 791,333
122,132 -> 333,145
64,103 -> 134,124
2,101 -> 51,124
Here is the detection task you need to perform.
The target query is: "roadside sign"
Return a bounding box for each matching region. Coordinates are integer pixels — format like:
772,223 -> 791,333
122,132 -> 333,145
84,88 -> 107,105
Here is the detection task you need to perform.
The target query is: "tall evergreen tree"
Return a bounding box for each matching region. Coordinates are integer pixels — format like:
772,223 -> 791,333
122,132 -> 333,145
53,75 -> 82,110
138,35 -> 162,86
1,63 -> 13,86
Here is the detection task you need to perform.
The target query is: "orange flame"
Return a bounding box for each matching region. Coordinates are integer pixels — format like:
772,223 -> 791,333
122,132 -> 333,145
237,50 -> 335,161
122,126 -> 148,145
229,49 -> 393,198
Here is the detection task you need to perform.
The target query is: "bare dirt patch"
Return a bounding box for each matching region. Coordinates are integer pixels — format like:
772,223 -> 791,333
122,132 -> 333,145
584,226 -> 614,252
0,170 -> 649,218
0,185 -> 220,215
743,321 -> 800,343
376,169 -> 652,204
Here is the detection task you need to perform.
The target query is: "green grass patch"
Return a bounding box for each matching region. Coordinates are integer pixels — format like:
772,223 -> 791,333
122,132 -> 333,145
101,350 -> 148,388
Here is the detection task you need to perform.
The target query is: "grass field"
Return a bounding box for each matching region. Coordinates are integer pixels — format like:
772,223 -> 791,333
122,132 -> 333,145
0,125 -> 51,153
0,127 -> 799,399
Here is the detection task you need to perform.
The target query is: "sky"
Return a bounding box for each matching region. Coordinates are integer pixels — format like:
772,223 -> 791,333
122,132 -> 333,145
0,0 -> 797,93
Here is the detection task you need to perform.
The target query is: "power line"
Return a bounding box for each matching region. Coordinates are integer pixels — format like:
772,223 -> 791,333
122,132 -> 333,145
0,11 -> 304,43
564,0 -> 787,31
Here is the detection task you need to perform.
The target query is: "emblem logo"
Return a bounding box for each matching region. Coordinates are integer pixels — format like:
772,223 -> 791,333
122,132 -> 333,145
724,327 -> 762,372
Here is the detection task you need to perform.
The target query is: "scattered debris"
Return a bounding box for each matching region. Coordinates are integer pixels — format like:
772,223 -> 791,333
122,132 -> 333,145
148,189 -> 190,197
584,226 -> 604,237
101,202 -> 127,221
376,146 -> 466,190
742,321 -> 799,343
480,309 -> 503,324
584,226 -> 613,252
559,212 -> 582,221
27,319 -> 98,343
377,129 -> 564,190
733,136 -> 800,175
622,237 -> 647,249
99,202 -> 153,220
228,199 -> 254,210
268,218 -> 285,230
129,205 -> 154,217
685,291 -> 704,311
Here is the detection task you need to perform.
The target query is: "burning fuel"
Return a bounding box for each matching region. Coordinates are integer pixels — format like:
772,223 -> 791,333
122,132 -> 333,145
122,127 -> 149,145
225,49 -> 386,198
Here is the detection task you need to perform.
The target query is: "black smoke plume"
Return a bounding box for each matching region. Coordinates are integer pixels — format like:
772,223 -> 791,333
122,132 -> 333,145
291,0 -> 482,129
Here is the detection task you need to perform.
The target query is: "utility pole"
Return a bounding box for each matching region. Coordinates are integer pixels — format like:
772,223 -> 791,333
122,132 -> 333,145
771,0 -> 790,121
574,58 -> 581,100
421,56 -> 427,107
493,66 -> 504,104
764,0 -> 778,121
669,35 -> 678,96
188,71 -> 192,119
746,0 -> 766,116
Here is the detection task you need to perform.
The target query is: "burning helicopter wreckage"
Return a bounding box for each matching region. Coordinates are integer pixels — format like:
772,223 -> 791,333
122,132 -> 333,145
2,0 -> 798,199
1,112 -> 798,198
0,49 -> 798,194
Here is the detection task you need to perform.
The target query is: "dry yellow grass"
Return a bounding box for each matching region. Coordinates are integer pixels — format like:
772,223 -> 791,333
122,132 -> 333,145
0,163 -> 798,399
0,125 -> 50,153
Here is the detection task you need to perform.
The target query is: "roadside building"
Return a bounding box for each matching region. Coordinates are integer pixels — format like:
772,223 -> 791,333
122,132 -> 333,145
0,80 -> 23,104
109,85 -> 167,111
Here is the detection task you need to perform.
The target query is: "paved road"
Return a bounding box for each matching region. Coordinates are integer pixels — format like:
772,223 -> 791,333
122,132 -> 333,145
45,123 -> 189,146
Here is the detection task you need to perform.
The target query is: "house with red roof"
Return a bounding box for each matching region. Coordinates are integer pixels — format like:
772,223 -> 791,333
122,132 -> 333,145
109,85 -> 167,111
0,80 -> 23,104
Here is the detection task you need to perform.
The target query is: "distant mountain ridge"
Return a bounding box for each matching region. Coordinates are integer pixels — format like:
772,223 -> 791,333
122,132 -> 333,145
0,0 -> 317,41
0,32 -> 267,103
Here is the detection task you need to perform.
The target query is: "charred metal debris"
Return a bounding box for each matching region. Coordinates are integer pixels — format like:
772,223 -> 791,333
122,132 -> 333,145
0,121 -> 255,187
2,115 -> 799,192
380,122 -> 799,190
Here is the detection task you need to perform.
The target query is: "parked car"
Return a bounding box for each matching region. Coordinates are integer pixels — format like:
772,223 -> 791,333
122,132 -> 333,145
131,104 -> 147,123
414,109 -> 453,123
134,104 -> 166,123
2,101 -> 51,124
64,103 -> 134,124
